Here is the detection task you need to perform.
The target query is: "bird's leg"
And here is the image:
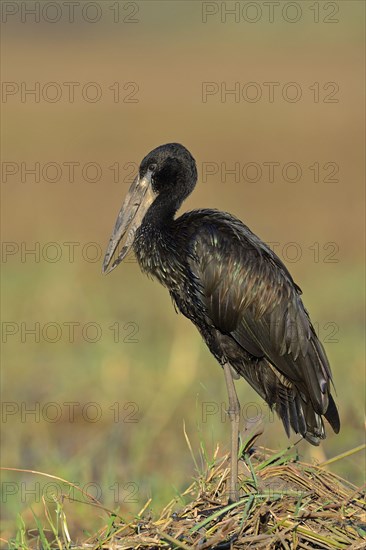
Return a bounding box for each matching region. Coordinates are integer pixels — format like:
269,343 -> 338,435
223,363 -> 240,502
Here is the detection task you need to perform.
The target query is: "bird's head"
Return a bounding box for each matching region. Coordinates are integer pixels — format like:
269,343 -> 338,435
102,143 -> 197,274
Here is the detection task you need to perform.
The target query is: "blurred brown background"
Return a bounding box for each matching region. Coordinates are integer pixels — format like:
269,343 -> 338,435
1,0 -> 365,542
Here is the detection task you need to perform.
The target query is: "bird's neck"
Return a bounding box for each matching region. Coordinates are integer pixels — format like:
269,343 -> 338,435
141,192 -> 180,229
133,195 -> 180,283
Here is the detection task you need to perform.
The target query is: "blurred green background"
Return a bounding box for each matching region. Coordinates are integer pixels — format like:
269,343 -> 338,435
1,0 -> 365,543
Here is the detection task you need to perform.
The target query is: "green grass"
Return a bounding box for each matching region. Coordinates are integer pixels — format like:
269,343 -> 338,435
3,442 -> 365,549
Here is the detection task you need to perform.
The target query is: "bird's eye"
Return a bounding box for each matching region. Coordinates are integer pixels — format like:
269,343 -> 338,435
148,163 -> 157,172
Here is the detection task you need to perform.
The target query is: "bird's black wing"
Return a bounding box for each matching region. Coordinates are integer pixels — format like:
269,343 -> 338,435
184,210 -> 339,442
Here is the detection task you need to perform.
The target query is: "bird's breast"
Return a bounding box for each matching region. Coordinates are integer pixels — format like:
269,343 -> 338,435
133,226 -> 208,325
133,228 -> 182,288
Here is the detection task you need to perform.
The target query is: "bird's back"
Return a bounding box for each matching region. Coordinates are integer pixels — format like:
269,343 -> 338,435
171,209 -> 340,444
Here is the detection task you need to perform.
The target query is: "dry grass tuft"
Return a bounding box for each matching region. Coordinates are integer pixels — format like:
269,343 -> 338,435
87,445 -> 366,549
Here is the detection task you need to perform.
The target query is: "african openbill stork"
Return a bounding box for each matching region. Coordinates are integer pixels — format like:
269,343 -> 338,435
102,143 -> 340,501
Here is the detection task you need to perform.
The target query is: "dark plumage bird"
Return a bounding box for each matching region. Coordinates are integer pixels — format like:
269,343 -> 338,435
103,143 -> 340,501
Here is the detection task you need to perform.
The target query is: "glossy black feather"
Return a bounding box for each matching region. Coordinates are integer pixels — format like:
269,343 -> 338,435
125,144 -> 340,444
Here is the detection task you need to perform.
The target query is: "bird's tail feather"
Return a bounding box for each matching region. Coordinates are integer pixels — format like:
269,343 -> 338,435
233,358 -> 340,445
270,368 -> 340,445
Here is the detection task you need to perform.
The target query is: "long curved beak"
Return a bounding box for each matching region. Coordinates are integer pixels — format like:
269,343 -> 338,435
102,172 -> 155,274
